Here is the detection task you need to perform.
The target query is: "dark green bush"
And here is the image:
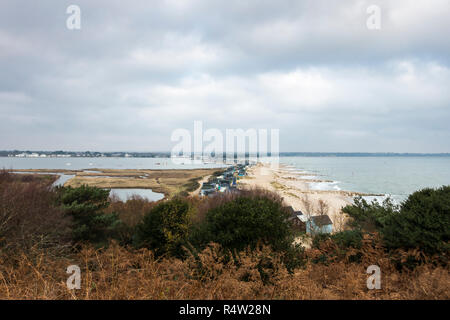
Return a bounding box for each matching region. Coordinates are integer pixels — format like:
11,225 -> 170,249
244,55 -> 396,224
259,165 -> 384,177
342,196 -> 398,232
133,197 -> 193,258
190,195 -> 292,253
382,186 -> 450,254
56,185 -> 122,245
331,229 -> 364,249
343,186 -> 450,256
311,233 -> 331,249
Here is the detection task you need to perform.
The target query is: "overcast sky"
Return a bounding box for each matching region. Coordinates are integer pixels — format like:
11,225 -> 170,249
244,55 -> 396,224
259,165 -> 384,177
1,0 -> 450,152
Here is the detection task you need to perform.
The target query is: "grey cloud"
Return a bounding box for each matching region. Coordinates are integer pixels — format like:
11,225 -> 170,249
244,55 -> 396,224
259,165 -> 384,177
0,0 -> 449,152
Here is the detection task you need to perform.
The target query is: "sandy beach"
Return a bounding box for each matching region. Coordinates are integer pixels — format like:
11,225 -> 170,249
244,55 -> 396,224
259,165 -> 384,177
239,163 -> 360,232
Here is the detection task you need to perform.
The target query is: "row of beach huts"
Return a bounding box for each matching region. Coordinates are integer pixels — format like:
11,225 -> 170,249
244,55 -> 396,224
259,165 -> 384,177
200,164 -> 248,197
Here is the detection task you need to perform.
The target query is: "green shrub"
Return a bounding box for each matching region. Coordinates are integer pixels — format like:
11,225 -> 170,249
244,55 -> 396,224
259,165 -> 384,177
56,185 -> 122,245
190,195 -> 292,253
133,197 -> 193,258
343,187 -> 450,256
342,196 -> 398,232
312,233 -> 331,249
382,186 -> 450,254
331,229 -> 364,249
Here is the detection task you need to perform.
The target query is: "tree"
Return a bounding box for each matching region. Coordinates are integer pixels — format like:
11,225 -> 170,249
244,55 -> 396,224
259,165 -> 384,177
342,196 -> 399,232
133,197 -> 193,258
382,186 -> 450,254
343,187 -> 450,255
56,185 -> 121,245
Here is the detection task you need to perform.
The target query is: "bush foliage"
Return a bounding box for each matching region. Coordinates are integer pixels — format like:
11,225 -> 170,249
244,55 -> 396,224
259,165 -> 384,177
133,197 -> 194,258
56,185 -> 122,246
190,195 -> 292,253
382,186 -> 450,254
343,186 -> 450,255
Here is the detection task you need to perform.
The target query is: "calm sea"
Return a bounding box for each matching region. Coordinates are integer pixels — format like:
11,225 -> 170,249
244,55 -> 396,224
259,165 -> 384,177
280,156 -> 450,201
0,157 -> 224,170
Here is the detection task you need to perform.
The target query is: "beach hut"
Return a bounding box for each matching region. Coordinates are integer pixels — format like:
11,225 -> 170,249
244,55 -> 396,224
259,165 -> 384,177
306,215 -> 333,234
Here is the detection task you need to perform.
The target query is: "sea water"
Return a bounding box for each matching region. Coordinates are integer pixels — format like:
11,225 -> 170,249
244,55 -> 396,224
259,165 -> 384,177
0,157 -> 224,170
280,156 -> 450,201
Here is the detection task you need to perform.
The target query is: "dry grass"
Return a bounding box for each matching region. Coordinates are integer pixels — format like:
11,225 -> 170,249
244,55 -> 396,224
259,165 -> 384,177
0,238 -> 448,300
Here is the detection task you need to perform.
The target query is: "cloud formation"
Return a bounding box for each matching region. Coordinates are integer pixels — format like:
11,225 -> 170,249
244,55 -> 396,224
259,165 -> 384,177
0,0 -> 449,152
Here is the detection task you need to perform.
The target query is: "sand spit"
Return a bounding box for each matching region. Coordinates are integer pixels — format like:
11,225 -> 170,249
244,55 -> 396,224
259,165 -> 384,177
239,163 -> 368,231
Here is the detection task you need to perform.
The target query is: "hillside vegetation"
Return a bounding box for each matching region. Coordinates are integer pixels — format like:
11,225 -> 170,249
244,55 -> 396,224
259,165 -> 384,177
0,170 -> 448,299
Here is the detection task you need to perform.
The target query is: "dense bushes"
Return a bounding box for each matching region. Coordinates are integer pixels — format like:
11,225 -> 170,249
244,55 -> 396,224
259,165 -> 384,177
313,229 -> 364,250
130,191 -> 304,282
2,240 -> 449,300
343,186 -> 450,256
190,194 -> 292,253
133,197 -> 194,258
342,196 -> 398,232
382,186 -> 450,254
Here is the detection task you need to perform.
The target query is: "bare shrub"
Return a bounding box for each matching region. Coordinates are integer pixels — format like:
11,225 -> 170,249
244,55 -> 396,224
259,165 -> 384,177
105,195 -> 159,227
317,200 -> 329,215
0,171 -> 72,253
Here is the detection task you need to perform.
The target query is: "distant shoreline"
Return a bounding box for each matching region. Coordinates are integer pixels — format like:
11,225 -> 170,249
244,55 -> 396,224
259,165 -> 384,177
1,151 -> 450,158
